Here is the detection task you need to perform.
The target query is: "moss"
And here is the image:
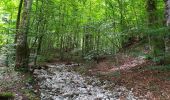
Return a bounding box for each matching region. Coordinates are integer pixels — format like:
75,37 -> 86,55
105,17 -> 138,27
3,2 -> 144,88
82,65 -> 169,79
0,92 -> 14,100
25,75 -> 34,84
21,88 -> 39,100
14,67 -> 29,73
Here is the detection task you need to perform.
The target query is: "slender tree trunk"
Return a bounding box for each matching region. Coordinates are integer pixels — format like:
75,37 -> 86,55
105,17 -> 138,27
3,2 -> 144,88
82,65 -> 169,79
165,0 -> 170,26
147,0 -> 157,25
146,0 -> 157,51
147,0 -> 165,64
117,0 -> 124,30
15,0 -> 23,44
165,0 -> 170,27
164,0 -> 170,64
34,35 -> 43,65
15,0 -> 33,71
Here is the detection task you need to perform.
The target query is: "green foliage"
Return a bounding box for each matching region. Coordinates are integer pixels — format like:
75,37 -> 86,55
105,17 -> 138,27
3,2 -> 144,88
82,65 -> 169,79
1,44 -> 16,66
14,67 -> 29,72
37,54 -> 54,62
83,49 -> 110,61
144,65 -> 170,72
0,92 -> 14,98
141,53 -> 165,64
0,0 -> 169,66
83,50 -> 99,61
21,88 -> 39,100
26,75 -> 34,84
73,66 -> 88,75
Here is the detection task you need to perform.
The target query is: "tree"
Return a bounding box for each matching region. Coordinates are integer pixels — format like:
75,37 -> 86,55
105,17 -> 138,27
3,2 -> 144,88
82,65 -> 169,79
164,0 -> 170,63
15,0 -> 23,44
15,0 -> 33,71
146,0 -> 165,64
165,0 -> 170,26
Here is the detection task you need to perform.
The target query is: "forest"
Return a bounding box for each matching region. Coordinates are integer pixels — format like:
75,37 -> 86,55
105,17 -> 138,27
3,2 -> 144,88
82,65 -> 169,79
0,0 -> 170,100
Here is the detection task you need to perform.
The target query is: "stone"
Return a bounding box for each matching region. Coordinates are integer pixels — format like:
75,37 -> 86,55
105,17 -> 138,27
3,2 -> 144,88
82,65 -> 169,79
34,64 -> 138,100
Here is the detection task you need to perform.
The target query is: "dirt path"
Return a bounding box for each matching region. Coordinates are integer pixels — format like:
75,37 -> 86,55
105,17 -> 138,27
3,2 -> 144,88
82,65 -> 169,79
33,64 -> 138,100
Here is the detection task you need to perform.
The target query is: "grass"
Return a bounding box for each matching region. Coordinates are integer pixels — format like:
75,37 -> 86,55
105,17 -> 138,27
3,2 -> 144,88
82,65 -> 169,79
0,92 -> 14,99
25,74 -> 34,84
144,65 -> 170,72
21,89 -> 39,100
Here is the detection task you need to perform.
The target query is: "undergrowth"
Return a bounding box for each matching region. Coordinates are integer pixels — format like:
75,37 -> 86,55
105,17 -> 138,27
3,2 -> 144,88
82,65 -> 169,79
144,65 -> 170,72
0,92 -> 14,99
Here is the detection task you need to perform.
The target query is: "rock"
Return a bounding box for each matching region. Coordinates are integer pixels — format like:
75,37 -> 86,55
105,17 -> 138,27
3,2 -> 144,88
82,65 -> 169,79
34,90 -> 38,93
52,96 -> 64,100
34,64 -> 138,100
14,94 -> 23,100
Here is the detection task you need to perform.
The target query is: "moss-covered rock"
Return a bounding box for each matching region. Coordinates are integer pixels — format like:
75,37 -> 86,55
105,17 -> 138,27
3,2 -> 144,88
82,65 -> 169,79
0,92 -> 14,100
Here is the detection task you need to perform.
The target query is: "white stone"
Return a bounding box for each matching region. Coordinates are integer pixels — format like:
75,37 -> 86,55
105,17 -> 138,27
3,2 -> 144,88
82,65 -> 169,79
35,64 -> 138,100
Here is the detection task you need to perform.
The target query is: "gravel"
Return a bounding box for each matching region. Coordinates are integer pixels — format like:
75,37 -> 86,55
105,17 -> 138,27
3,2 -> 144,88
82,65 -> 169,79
34,64 -> 138,100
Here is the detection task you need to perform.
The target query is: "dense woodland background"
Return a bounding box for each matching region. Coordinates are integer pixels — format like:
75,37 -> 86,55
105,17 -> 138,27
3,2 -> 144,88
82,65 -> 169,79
1,0 -> 170,99
0,0 -> 169,71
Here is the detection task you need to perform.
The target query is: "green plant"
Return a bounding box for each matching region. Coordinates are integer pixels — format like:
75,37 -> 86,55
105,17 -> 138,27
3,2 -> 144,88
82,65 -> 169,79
73,66 -> 89,75
0,92 -> 14,99
21,88 -> 39,100
26,75 -> 34,84
144,65 -> 170,72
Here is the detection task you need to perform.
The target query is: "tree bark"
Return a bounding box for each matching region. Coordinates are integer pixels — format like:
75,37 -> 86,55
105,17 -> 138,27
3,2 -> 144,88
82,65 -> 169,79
147,0 -> 165,64
15,0 -> 33,71
164,0 -> 170,64
15,0 -> 23,44
34,35 -> 43,65
147,0 -> 157,25
165,0 -> 170,26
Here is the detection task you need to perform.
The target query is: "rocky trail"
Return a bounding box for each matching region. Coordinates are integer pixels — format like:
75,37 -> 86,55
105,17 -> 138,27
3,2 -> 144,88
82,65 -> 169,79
33,64 -> 138,100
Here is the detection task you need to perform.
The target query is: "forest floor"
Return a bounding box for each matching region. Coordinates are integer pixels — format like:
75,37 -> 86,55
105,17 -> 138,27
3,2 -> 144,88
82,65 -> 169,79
76,54 -> 170,100
0,54 -> 39,100
0,43 -> 170,100
36,52 -> 170,100
0,66 -> 39,100
69,43 -> 170,100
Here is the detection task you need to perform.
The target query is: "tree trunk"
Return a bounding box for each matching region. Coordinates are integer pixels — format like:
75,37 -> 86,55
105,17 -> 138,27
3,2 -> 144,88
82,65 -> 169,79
147,0 -> 157,25
15,0 -> 23,44
147,0 -> 165,64
164,0 -> 170,64
15,0 -> 33,71
165,0 -> 170,26
34,35 -> 43,65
